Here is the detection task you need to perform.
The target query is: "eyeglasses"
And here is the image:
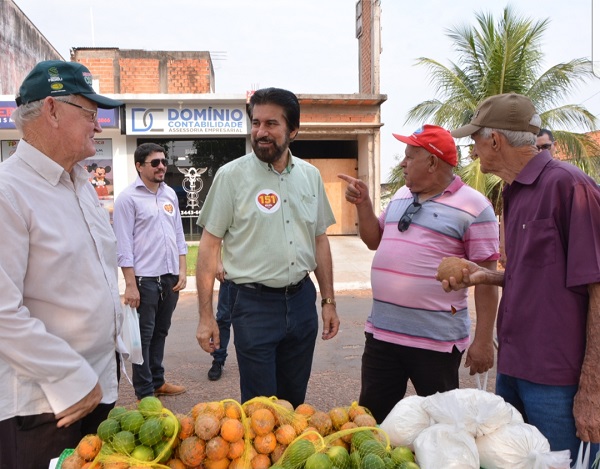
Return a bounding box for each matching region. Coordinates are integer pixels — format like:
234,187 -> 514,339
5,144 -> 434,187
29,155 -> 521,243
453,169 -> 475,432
57,100 -> 98,122
143,158 -> 169,168
536,143 -> 553,151
398,195 -> 422,232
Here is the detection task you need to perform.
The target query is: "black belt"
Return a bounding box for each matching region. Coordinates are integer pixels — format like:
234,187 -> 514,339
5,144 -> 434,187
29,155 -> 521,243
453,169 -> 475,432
234,274 -> 310,295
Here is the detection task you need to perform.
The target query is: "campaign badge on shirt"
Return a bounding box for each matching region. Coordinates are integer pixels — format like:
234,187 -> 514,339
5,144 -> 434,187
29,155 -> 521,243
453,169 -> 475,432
255,189 -> 281,214
163,203 -> 175,216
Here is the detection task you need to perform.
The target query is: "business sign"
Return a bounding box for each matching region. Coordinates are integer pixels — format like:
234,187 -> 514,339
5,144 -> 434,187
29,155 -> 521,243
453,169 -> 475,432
0,101 -> 119,129
0,102 -> 16,129
125,104 -> 248,135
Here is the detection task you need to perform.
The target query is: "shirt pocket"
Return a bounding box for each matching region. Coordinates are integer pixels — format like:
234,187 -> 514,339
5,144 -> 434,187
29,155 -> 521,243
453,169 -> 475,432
295,193 -> 318,228
520,217 -> 556,267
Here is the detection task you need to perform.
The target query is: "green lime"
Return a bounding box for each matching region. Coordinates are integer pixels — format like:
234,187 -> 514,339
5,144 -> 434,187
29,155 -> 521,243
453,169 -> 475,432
351,430 -> 376,450
282,439 -> 315,467
305,452 -> 332,469
107,406 -> 128,422
138,396 -> 163,418
120,410 -> 145,434
153,439 -> 173,463
361,453 -> 385,469
391,446 -> 415,464
327,445 -> 350,467
161,413 -> 179,438
138,418 -> 163,447
112,430 -> 136,454
358,439 -> 386,458
130,444 -> 154,462
97,418 -> 120,442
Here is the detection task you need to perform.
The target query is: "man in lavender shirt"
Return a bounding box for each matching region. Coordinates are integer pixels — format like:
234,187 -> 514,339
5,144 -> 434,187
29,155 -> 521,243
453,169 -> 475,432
113,142 -> 188,399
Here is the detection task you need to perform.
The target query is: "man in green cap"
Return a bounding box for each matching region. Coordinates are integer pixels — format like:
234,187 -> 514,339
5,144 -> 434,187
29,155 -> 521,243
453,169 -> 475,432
0,60 -> 123,469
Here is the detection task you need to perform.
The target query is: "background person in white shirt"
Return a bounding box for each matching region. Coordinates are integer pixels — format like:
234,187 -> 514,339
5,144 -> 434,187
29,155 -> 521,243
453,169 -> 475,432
0,60 -> 123,469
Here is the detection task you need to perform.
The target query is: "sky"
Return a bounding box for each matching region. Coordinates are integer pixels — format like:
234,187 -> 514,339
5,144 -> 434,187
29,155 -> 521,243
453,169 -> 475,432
13,0 -> 600,181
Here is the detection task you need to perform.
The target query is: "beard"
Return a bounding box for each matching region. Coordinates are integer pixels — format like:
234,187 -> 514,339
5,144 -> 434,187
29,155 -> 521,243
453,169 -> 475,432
252,134 -> 291,165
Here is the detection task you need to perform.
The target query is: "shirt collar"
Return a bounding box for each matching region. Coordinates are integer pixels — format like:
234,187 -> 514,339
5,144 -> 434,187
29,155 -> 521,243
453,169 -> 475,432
17,139 -> 74,187
252,149 -> 296,173
513,151 -> 553,186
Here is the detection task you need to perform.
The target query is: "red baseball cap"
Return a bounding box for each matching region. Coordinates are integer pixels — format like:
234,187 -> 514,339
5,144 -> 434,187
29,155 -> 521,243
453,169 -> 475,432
393,124 -> 458,167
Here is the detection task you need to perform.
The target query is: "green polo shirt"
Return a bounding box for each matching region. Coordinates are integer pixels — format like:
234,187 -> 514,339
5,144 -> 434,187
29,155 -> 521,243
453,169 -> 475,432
197,152 -> 335,287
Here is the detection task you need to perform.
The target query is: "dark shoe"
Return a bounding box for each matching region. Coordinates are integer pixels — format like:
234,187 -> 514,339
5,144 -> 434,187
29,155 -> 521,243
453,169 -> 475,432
208,361 -> 224,381
154,382 -> 186,396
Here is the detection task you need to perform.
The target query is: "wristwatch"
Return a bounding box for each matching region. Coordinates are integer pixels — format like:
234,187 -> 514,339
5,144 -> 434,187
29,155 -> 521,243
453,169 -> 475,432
321,298 -> 336,307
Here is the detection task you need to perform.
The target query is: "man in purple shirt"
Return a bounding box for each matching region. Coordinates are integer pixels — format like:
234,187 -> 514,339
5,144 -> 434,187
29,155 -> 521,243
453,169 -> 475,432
442,93 -> 600,462
113,142 -> 188,399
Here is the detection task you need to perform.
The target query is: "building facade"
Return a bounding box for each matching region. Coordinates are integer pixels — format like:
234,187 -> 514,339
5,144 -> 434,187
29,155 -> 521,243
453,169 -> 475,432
1,0 -> 386,238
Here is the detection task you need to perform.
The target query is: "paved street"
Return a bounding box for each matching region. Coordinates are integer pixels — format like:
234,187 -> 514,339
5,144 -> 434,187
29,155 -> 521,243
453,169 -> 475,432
117,287 -> 496,415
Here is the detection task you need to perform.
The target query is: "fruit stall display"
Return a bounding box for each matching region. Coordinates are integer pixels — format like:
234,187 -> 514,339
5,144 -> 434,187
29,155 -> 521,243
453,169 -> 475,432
57,396 -> 419,469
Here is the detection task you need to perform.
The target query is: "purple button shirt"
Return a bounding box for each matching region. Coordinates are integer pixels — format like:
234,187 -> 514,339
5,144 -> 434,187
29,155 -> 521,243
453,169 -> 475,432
498,151 -> 600,385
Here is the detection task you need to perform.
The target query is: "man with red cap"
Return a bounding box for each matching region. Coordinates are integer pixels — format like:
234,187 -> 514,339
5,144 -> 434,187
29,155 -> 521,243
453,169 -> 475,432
339,124 -> 499,422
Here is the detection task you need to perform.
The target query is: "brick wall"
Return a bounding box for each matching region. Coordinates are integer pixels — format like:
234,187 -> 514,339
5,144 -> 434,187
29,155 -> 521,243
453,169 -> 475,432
71,49 -> 214,94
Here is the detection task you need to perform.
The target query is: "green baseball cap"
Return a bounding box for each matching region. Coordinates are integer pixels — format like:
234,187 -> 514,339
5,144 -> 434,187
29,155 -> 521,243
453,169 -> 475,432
15,60 -> 122,109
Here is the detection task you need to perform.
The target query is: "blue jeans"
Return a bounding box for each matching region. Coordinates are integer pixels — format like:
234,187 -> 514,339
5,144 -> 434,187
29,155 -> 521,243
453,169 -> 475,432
132,274 -> 180,398
229,278 -> 318,408
212,282 -> 231,364
496,373 -> 599,466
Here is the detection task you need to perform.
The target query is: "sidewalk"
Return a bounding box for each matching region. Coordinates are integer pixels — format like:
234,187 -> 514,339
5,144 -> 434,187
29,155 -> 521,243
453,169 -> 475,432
118,235 -> 375,294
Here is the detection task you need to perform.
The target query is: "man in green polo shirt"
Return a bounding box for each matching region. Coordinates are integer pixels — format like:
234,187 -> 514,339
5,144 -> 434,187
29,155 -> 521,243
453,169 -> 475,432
195,87 -> 339,407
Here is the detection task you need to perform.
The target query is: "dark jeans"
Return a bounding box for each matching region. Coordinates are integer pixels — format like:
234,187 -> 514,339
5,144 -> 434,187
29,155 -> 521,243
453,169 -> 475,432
359,332 -> 463,423
133,274 -> 180,398
0,403 -> 114,469
230,278 -> 318,408
212,281 -> 231,364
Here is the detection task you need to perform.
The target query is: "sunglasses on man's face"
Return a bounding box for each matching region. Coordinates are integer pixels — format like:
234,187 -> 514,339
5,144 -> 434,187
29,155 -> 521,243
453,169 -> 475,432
143,158 -> 168,168
536,143 -> 553,151
398,196 -> 422,232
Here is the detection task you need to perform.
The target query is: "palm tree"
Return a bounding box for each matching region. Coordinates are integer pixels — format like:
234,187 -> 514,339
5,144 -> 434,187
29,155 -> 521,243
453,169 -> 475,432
390,5 -> 599,209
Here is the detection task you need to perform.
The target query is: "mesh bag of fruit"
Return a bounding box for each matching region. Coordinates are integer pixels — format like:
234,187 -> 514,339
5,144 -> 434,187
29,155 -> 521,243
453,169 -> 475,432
60,396 -> 180,469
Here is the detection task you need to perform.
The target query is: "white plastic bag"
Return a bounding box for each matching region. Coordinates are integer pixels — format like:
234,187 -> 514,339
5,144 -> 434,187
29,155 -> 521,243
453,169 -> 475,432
413,423 -> 480,468
571,441 -> 590,469
421,388 -> 518,437
379,395 -> 434,448
476,422 -> 571,469
120,304 -> 143,365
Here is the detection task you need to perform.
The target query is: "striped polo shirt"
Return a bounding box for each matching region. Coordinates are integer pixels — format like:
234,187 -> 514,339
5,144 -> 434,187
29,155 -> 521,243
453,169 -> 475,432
366,176 -> 500,352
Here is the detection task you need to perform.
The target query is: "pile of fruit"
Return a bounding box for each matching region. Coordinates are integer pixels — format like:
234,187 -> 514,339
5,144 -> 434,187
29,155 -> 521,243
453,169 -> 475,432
60,396 -> 420,469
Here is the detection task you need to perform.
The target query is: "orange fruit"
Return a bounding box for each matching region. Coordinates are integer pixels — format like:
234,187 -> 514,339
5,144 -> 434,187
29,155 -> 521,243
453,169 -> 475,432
204,457 -> 230,469
76,434 -> 102,461
227,438 -> 246,459
295,403 -> 316,418
275,399 -> 294,412
329,407 -> 350,429
340,421 -> 358,443
224,400 -> 243,420
195,413 -> 221,440
220,417 -> 245,442
353,413 -> 377,428
178,436 -> 206,467
275,424 -> 297,445
177,413 -> 195,440
309,411 -> 333,436
300,426 -> 320,442
205,401 -> 226,420
348,404 -> 368,421
253,432 -> 277,454
205,436 -> 230,461
166,459 -> 187,469
251,453 -> 271,469
290,413 -> 308,434
191,402 -> 208,420
60,454 -> 85,469
250,408 -> 276,436
271,443 -> 288,464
